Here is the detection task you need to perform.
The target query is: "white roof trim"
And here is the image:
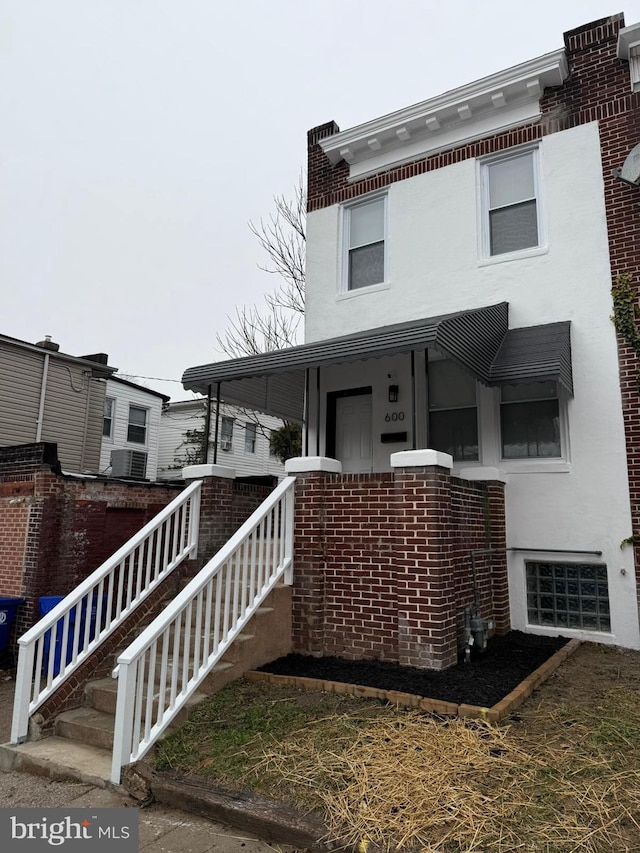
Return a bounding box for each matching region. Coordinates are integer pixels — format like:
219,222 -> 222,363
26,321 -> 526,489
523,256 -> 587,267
617,22 -> 640,59
320,49 -> 568,176
617,22 -> 640,92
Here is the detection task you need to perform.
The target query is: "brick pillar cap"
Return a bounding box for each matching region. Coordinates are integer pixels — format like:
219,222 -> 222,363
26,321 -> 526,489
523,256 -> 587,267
285,456 -> 342,474
459,466 -> 507,483
390,449 -> 453,469
182,463 -> 236,480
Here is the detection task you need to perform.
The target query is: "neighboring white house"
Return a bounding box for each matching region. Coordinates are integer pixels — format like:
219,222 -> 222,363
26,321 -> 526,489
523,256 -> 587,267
182,15 -> 640,652
157,398 -> 286,480
99,376 -> 169,480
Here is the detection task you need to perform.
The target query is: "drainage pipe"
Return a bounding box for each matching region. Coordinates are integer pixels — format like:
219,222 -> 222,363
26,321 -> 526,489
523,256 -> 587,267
507,547 -> 602,556
35,353 -> 50,442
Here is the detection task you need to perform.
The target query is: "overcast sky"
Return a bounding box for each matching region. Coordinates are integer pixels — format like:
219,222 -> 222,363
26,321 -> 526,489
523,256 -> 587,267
3,2 -> 640,401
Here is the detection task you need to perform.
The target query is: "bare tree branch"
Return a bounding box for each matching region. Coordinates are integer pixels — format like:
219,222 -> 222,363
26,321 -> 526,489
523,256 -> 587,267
216,175 -> 306,360
215,303 -> 301,358
249,172 -> 306,316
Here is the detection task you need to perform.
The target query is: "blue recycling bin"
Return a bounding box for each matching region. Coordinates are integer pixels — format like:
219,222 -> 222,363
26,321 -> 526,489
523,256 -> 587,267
0,596 -> 25,653
40,594 -> 108,676
40,596 -> 71,677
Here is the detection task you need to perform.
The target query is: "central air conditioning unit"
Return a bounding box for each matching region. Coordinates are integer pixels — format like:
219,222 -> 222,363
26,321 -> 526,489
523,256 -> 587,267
110,448 -> 148,479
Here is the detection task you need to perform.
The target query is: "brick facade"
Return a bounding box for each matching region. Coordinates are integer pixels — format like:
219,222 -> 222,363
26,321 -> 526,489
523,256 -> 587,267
291,465 -> 507,670
0,444 -> 183,645
0,444 -> 281,664
191,476 -> 274,569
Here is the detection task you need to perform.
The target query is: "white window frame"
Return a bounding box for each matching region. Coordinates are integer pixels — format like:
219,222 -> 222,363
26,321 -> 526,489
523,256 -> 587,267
478,146 -> 546,263
494,383 -> 571,472
244,422 -> 257,454
127,405 -> 148,446
220,416 -> 234,451
340,192 -> 388,294
103,397 -> 115,440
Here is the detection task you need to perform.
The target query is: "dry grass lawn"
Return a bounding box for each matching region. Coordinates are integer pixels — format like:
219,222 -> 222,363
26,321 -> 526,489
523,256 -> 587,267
155,643 -> 640,852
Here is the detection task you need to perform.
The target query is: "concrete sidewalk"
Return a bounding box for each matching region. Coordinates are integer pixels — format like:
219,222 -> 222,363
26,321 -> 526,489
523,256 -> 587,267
0,670 -> 294,852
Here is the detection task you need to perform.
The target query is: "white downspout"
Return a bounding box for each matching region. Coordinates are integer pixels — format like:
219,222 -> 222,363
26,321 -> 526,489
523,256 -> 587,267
35,353 -> 50,441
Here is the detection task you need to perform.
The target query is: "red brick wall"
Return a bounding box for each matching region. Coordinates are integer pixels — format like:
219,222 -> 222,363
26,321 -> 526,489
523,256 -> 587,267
0,444 -> 183,642
0,484 -> 31,598
553,17 -> 640,603
232,481 -> 274,530
189,476 -> 276,570
292,466 -> 507,670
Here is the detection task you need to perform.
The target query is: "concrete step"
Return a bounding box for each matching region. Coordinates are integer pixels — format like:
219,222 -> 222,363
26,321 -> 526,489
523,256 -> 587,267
0,737 -> 114,788
85,660 -> 236,718
55,706 -> 116,750
86,677 -> 118,714
12,585 -> 292,791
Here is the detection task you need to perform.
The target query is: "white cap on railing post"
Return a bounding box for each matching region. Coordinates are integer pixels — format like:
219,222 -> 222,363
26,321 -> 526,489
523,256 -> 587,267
182,464 -> 236,479
284,457 -> 342,474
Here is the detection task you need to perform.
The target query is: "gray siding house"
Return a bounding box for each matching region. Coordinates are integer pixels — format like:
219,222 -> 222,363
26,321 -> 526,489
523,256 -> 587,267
0,334 -> 116,474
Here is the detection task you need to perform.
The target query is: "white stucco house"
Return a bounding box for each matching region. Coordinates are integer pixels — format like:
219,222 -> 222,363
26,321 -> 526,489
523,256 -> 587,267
157,398 -> 286,481
99,376 -> 169,481
182,14 -> 640,657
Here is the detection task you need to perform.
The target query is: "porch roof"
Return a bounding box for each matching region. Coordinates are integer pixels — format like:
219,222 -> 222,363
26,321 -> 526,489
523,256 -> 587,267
182,303 -> 572,420
489,321 -> 573,392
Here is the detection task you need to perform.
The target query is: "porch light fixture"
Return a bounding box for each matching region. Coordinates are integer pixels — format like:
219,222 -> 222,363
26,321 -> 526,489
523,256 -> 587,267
388,384 -> 399,403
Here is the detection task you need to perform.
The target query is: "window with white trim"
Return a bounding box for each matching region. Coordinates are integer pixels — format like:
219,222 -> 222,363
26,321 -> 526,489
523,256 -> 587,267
526,562 -> 610,632
428,359 -> 479,461
344,195 -> 386,290
481,149 -> 541,257
501,381 -> 560,459
220,417 -> 234,451
103,397 -> 115,438
127,405 -> 148,444
244,422 -> 257,453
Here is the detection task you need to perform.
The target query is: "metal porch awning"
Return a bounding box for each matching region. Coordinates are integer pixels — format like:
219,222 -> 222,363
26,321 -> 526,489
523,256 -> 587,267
181,303 -> 572,420
489,322 -> 573,393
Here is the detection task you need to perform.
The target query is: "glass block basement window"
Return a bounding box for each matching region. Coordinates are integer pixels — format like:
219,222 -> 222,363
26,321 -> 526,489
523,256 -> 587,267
526,562 -> 610,632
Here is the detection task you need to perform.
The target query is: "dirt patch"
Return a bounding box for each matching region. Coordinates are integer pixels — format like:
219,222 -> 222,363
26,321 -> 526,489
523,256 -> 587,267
258,630 -> 567,707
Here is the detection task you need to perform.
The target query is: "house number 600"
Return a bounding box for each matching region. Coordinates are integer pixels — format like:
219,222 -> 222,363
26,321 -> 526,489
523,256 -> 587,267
385,412 -> 405,422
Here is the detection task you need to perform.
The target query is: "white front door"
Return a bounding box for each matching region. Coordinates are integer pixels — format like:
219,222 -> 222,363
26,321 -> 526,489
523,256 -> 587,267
335,393 -> 373,473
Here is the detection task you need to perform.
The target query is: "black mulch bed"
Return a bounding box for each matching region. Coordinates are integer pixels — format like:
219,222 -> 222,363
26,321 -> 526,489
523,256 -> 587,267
258,631 -> 568,708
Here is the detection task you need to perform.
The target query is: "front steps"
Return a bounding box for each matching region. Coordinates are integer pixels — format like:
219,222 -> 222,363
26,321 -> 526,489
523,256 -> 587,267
0,586 -> 292,788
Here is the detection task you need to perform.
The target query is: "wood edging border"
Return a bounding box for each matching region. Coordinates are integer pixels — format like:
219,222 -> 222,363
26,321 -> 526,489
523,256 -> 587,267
244,638 -> 582,723
122,762 -> 337,852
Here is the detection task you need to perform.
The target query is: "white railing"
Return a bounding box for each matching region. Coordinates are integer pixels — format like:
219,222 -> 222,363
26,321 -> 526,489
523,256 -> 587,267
110,475 -> 295,784
11,480 -> 202,745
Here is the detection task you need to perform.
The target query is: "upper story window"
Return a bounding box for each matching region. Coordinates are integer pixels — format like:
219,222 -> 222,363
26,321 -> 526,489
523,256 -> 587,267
220,416 -> 234,451
501,381 -> 560,459
127,405 -> 148,444
481,149 -> 542,258
344,195 -> 386,290
428,359 -> 479,461
244,422 -> 257,453
103,397 -> 115,439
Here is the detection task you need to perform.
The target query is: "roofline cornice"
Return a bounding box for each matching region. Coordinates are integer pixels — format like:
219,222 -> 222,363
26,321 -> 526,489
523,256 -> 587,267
319,48 -> 568,169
